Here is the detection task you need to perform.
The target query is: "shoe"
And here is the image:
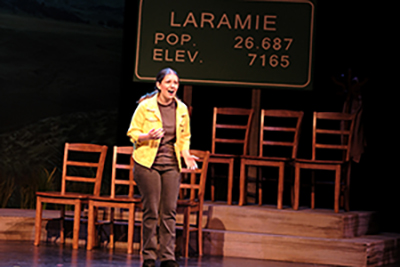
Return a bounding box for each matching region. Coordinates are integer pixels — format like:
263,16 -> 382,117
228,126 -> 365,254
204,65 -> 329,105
142,259 -> 156,267
160,260 -> 179,267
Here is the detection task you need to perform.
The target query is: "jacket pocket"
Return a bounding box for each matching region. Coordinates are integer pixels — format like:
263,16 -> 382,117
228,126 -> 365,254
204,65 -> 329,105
144,111 -> 161,131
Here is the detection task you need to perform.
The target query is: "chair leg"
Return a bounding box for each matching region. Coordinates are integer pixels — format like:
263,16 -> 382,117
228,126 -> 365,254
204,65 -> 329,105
334,166 -> 341,213
239,160 -> 246,206
60,206 -> 65,244
34,196 -> 43,246
311,171 -> 315,209
258,167 -> 262,206
289,165 -> 295,208
344,163 -> 351,211
182,207 -> 191,258
227,159 -> 234,205
127,203 -> 135,254
87,201 -> 95,251
197,204 -> 203,256
210,164 -> 216,202
293,164 -> 300,210
72,201 -> 81,249
277,163 -> 285,209
109,207 -> 115,249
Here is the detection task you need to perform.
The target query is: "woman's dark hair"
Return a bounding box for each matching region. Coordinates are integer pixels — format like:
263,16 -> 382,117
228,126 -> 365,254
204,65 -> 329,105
137,68 -> 179,103
155,67 -> 178,84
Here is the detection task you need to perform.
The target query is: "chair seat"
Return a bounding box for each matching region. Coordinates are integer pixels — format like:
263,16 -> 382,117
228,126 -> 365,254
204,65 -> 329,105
89,195 -> 141,203
177,199 -> 198,207
210,153 -> 239,159
295,158 -> 345,165
209,154 -> 240,163
241,155 -> 291,162
36,191 -> 92,199
181,169 -> 202,174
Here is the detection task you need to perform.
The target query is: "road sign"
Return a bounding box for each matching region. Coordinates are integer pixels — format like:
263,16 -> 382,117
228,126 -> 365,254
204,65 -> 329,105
134,0 -> 315,89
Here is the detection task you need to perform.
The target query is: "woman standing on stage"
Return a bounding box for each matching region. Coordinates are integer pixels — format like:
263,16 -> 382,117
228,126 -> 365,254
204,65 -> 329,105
127,68 -> 197,267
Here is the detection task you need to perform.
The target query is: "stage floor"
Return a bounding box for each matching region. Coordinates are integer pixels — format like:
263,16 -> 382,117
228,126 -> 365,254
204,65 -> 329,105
0,240 -> 329,267
1,240 -> 399,267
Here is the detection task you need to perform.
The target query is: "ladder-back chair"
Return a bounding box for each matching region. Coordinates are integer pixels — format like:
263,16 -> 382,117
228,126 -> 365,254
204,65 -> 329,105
239,109 -> 304,207
34,143 -> 108,249
177,149 -> 210,258
293,112 -> 356,213
209,107 -> 254,205
87,146 -> 142,254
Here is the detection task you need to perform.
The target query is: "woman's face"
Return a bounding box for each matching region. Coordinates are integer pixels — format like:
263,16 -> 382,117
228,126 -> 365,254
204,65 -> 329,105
156,73 -> 179,105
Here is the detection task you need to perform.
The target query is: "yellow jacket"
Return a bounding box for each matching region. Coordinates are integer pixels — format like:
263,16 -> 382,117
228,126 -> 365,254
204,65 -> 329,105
127,93 -> 191,170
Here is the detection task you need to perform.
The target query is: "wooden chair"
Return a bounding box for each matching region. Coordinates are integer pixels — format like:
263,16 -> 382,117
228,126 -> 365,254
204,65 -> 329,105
293,112 -> 356,213
177,149 -> 210,258
34,143 -> 108,249
209,107 -> 254,205
239,110 -> 304,207
87,146 -> 142,254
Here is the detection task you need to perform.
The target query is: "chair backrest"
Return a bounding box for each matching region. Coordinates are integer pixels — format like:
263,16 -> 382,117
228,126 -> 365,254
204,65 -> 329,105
110,146 -> 137,198
260,109 -> 304,159
61,143 -> 108,196
180,150 -> 210,202
311,112 -> 356,162
211,107 -> 254,156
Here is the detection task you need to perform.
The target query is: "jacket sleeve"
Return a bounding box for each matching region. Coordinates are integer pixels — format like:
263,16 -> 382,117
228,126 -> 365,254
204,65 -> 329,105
127,103 -> 145,144
178,105 -> 191,152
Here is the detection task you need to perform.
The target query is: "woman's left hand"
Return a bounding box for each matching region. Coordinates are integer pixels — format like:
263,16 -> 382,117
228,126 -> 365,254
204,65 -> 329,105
182,150 -> 198,170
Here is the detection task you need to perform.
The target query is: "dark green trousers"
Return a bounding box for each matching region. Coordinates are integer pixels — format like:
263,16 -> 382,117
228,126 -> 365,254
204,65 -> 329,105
134,162 -> 180,261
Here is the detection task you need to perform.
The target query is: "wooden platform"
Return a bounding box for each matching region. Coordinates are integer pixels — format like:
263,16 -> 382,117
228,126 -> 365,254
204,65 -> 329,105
0,204 -> 399,267
201,204 -> 400,267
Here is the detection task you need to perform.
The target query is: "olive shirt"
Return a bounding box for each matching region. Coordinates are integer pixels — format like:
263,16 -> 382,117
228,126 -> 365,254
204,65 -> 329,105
153,100 -> 178,166
127,93 -> 191,170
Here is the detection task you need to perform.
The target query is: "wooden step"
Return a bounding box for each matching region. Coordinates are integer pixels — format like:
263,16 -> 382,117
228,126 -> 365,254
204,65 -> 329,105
203,203 -> 379,238
0,209 -> 60,241
202,229 -> 400,267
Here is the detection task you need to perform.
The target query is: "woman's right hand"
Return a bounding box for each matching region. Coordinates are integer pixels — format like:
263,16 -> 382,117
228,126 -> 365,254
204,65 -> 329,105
148,128 -> 164,140
138,128 -> 164,142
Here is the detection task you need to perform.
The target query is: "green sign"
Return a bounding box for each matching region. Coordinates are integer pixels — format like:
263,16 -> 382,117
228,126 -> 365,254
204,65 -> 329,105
134,0 -> 315,89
